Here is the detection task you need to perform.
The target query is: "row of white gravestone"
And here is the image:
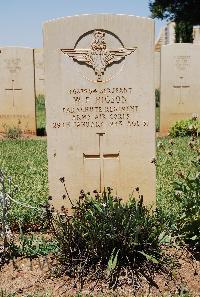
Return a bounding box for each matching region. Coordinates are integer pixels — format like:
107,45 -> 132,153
1,34 -> 199,137
155,43 -> 200,133
0,47 -> 45,134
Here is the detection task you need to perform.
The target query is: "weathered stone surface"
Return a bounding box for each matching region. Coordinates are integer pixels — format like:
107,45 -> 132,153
0,47 -> 36,134
160,43 -> 200,133
34,48 -> 45,96
44,14 -> 156,210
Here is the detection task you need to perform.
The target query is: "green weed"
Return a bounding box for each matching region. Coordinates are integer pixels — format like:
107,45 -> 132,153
3,125 -> 22,139
169,117 -> 200,137
174,156 -> 200,250
10,232 -> 58,258
47,188 -> 168,288
156,137 -> 197,219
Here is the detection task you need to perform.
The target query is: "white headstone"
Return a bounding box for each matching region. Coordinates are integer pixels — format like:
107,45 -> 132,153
160,43 -> 200,133
44,14 -> 156,210
0,47 -> 36,134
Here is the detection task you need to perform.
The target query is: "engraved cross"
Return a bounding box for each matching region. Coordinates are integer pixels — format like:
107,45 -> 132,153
5,80 -> 22,107
173,76 -> 190,105
83,133 -> 120,193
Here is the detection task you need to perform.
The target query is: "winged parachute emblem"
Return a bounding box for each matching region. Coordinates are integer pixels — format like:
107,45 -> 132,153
61,30 -> 137,82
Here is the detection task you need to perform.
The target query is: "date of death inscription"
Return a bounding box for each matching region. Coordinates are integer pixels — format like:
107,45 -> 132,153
51,87 -> 150,129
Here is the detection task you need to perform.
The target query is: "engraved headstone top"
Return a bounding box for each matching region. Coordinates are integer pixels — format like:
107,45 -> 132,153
44,14 -> 156,210
0,47 -> 36,133
61,29 -> 137,83
160,43 -> 200,133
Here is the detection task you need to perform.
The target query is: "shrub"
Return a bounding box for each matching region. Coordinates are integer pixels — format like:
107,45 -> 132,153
47,188 -> 168,287
174,155 -> 200,253
3,125 -> 22,139
169,117 -> 200,137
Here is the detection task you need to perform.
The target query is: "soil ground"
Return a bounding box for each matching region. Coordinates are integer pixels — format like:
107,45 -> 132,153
0,247 -> 199,296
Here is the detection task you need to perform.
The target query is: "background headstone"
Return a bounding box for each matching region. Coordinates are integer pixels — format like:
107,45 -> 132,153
193,26 -> 200,45
160,43 -> 200,133
44,14 -> 156,210
0,47 -> 36,134
34,48 -> 45,97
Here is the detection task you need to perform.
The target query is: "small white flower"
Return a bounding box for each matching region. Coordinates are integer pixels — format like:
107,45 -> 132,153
175,190 -> 182,197
192,113 -> 198,120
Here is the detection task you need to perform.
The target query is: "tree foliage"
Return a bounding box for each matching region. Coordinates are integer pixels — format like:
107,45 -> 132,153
149,0 -> 200,23
175,21 -> 194,43
149,0 -> 200,42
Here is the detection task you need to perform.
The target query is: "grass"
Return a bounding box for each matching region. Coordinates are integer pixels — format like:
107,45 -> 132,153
0,139 -> 48,227
156,136 -> 197,216
36,95 -> 46,136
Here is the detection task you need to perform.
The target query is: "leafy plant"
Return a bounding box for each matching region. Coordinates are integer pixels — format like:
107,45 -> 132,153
3,125 -> 22,139
156,136 -> 197,218
106,248 -> 119,278
157,130 -> 200,254
170,290 -> 193,297
169,117 -> 200,137
11,232 -> 58,258
174,155 -> 200,252
47,187 -> 168,287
